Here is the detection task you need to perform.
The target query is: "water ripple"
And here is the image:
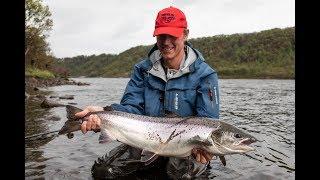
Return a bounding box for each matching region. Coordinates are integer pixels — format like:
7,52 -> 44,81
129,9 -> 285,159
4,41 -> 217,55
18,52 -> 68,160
25,78 -> 295,179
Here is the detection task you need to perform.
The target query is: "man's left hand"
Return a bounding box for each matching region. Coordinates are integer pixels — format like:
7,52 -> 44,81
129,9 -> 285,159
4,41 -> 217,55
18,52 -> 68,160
192,148 -> 214,164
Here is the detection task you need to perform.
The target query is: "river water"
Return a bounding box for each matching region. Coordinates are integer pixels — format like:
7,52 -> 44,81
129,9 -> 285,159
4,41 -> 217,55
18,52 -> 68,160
25,78 -> 295,179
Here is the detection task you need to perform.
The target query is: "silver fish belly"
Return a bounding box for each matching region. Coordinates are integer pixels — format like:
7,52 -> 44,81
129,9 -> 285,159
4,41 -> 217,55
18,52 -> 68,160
97,112 -> 215,157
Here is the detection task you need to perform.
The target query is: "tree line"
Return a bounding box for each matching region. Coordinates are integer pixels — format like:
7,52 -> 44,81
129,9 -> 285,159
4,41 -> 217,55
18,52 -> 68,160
57,27 -> 295,79
24,0 -> 294,79
25,0 -> 68,78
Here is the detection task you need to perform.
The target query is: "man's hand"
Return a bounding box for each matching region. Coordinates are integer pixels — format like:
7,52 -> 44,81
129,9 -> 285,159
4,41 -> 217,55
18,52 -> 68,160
192,148 -> 214,164
75,106 -> 103,134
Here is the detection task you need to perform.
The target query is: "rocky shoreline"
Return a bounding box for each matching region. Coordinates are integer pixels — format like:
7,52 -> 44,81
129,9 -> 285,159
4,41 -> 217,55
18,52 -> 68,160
25,76 -> 90,108
25,76 -> 89,89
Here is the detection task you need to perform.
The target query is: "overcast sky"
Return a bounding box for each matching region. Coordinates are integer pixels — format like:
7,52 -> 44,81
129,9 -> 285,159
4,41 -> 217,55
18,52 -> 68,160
43,0 -> 295,58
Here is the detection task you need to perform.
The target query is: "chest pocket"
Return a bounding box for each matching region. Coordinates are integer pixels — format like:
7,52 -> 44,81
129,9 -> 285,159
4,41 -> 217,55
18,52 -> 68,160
143,74 -> 165,116
142,73 -> 198,117
165,79 -> 197,117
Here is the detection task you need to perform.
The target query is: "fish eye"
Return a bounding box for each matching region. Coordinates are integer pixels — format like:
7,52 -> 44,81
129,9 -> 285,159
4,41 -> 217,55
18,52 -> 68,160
235,133 -> 241,138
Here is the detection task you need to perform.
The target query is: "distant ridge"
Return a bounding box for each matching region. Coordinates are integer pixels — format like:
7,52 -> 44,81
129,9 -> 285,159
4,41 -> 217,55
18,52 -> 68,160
55,27 -> 294,79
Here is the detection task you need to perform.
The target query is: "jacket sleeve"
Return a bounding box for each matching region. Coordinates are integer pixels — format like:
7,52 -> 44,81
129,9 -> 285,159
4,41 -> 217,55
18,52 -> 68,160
196,72 -> 220,119
110,64 -> 145,115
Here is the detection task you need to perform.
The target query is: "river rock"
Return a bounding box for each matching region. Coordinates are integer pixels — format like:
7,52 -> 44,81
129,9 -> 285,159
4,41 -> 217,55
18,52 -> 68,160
68,102 -> 77,105
35,94 -> 46,99
25,92 -> 29,99
47,115 -> 61,121
59,95 -> 74,100
50,95 -> 58,98
40,99 -> 65,108
77,82 -> 90,86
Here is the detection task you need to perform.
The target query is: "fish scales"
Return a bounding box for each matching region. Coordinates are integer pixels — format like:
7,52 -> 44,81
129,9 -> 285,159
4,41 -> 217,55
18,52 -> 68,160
59,105 -> 257,163
97,112 -> 222,157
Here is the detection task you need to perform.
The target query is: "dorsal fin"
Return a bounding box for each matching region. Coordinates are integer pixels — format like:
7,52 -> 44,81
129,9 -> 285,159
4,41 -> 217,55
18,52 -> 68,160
164,110 -> 181,118
103,105 -> 113,111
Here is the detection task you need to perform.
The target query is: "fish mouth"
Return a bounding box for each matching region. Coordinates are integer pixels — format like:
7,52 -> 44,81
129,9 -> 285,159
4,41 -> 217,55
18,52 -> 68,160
239,137 -> 257,145
232,138 -> 257,152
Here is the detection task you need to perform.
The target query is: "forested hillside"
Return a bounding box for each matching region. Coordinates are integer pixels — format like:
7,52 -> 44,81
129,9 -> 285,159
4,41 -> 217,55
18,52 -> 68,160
56,27 -> 294,79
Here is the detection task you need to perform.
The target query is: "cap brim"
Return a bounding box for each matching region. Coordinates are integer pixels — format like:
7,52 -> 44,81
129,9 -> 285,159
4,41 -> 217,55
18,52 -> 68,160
153,27 -> 184,37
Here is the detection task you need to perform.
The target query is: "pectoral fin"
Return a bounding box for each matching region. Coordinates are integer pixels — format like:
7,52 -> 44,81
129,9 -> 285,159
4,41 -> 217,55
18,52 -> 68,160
118,150 -> 159,166
141,150 -> 159,165
219,156 -> 226,166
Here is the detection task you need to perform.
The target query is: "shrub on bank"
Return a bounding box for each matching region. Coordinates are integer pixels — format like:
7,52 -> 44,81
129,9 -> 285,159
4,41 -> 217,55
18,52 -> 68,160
25,67 -> 55,79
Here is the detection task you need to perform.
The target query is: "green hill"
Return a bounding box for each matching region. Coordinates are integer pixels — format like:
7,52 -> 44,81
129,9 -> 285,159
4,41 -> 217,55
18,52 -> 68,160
56,27 -> 295,79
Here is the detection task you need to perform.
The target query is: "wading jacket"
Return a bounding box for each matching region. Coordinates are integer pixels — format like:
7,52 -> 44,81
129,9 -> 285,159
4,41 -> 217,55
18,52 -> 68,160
111,43 -> 220,119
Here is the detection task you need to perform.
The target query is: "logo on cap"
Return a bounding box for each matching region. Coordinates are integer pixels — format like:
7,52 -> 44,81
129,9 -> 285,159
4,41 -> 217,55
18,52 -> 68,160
153,6 -> 188,37
161,13 -> 175,23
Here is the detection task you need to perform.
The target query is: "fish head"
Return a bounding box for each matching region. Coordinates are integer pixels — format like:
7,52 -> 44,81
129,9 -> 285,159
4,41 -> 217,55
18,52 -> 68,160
209,121 -> 257,155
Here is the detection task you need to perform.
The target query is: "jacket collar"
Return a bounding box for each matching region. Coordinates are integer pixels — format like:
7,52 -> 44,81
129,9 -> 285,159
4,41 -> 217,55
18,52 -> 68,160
146,42 -> 203,82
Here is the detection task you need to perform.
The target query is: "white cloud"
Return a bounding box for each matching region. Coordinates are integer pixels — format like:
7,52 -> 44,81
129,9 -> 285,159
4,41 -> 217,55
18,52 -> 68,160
43,0 -> 295,58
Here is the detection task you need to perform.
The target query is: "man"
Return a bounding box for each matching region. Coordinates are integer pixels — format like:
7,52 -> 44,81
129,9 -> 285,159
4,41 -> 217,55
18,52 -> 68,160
76,6 -> 220,178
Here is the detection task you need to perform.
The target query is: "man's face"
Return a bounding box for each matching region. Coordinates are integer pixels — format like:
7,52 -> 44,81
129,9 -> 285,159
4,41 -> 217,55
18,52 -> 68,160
156,33 -> 186,61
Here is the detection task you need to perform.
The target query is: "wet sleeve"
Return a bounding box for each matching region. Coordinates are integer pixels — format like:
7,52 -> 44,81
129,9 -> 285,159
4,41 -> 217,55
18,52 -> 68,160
110,64 -> 145,115
196,72 -> 220,119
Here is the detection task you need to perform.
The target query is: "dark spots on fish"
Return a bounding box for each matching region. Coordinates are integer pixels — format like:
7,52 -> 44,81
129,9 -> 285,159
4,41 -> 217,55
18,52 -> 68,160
156,133 -> 163,143
164,129 -> 186,144
169,117 -> 193,128
148,132 -> 154,140
166,129 -> 177,143
147,131 -> 163,143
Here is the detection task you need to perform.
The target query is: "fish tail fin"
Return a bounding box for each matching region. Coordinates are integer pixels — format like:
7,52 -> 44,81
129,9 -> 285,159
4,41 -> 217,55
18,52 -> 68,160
58,105 -> 84,135
66,105 -> 84,120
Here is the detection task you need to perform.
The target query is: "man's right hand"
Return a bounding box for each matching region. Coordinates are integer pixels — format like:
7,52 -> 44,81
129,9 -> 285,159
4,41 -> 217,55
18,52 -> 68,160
75,106 -> 103,134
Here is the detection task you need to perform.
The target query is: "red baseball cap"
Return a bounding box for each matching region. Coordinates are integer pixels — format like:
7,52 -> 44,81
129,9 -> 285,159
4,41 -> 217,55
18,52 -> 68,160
153,6 -> 188,38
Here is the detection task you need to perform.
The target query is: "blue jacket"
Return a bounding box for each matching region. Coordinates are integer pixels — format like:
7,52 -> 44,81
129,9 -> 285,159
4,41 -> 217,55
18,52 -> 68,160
111,43 -> 220,119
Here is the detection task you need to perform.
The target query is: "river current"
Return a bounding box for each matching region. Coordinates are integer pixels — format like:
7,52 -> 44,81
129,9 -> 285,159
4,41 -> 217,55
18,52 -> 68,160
25,78 -> 295,179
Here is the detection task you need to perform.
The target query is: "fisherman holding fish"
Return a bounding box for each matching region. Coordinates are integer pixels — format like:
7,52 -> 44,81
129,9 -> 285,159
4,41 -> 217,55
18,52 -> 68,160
76,6 -> 220,178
